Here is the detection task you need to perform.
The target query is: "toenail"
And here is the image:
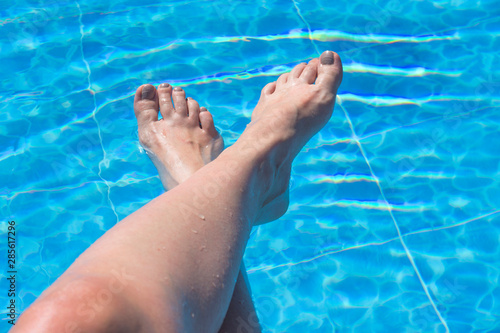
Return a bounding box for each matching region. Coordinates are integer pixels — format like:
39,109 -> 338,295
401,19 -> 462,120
320,51 -> 334,65
141,84 -> 156,100
174,87 -> 183,91
160,83 -> 170,88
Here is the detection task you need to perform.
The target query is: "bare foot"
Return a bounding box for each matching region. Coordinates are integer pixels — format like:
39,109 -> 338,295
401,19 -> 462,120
251,51 -> 342,149
134,83 -> 224,190
236,50 -> 343,222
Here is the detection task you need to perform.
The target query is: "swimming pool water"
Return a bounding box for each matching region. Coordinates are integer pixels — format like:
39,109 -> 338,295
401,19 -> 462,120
1,0 -> 500,332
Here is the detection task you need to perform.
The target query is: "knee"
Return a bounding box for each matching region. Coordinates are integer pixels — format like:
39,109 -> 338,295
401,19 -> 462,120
14,277 -> 141,333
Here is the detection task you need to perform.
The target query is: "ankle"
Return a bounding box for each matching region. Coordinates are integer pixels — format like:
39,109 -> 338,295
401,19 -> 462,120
221,139 -> 291,222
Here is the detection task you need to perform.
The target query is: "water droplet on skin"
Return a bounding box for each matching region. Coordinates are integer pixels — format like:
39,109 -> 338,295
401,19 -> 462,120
199,245 -> 206,251
162,246 -> 166,250
192,229 -> 198,234
199,214 -> 205,220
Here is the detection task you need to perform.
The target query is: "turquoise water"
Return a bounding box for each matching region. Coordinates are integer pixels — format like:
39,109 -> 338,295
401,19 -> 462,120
1,0 -> 500,332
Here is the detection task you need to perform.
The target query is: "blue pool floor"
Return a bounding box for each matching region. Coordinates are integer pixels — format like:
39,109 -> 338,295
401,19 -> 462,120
1,1 -> 500,332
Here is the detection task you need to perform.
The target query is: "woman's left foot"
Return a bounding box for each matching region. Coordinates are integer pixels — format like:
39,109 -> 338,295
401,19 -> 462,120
133,83 -> 224,190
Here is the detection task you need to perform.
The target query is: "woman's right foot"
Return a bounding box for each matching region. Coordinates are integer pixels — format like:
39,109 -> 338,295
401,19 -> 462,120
234,51 -> 343,223
250,51 -> 343,154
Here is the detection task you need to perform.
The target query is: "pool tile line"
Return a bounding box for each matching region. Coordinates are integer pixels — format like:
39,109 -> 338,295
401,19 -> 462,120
403,209 -> 500,237
1,174 -> 161,201
247,207 -> 500,274
75,1 -> 119,223
332,14 -> 500,60
6,6 -> 497,49
246,237 -> 397,274
356,106 -> 486,143
87,29 -> 458,66
308,199 -> 431,212
338,102 -> 450,332
72,62 -> 464,95
291,0 -> 321,56
0,86 -> 92,106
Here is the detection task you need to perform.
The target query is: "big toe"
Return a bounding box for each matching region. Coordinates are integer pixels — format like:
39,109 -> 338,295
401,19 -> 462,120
134,84 -> 159,126
316,51 -> 343,92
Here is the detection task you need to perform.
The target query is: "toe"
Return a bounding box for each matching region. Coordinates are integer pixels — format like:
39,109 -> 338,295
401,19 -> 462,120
276,73 -> 289,87
199,108 -> 219,138
172,86 -> 188,116
290,62 -> 307,79
261,82 -> 276,96
134,84 -> 159,126
187,97 -> 200,124
158,83 -> 174,118
299,58 -> 319,84
316,51 -> 343,91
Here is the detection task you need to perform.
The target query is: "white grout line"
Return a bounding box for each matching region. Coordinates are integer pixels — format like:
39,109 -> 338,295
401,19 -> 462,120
75,1 -> 119,223
291,0 -> 321,56
338,102 -> 450,332
248,209 -> 500,273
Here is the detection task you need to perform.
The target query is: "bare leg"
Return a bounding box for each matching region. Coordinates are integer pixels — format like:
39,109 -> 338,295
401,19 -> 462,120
13,51 -> 342,333
134,82 -> 261,332
219,264 -> 261,333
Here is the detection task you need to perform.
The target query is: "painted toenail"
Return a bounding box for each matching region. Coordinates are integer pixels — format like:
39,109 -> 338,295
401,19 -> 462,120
141,84 -> 156,100
174,87 -> 183,91
160,83 -> 170,88
320,51 -> 334,65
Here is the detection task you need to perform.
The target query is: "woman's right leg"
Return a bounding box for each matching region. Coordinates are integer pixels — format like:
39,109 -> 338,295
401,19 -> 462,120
13,50 -> 342,333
